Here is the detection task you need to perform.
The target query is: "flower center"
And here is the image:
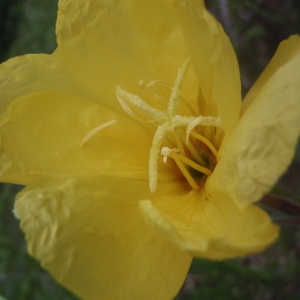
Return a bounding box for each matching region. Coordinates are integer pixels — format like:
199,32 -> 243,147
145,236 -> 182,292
116,59 -> 221,193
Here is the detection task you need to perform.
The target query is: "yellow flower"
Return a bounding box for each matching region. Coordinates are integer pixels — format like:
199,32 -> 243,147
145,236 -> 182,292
0,0 -> 299,299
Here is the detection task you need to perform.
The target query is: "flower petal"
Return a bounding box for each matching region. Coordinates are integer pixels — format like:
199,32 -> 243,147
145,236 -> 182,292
1,0 -> 199,120
172,0 -> 241,133
15,175 -> 192,300
242,35 -> 300,113
0,91 -> 156,184
0,54 -> 59,110
211,36 -> 300,208
140,189 -> 278,259
56,0 -> 187,79
0,53 -> 118,114
55,0 -> 201,111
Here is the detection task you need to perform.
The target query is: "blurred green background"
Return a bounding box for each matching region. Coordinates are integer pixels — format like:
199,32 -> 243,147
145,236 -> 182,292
0,0 -> 300,299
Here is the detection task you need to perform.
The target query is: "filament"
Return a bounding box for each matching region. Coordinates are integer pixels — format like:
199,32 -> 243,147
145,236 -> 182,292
190,132 -> 218,156
168,152 -> 212,175
172,156 -> 199,191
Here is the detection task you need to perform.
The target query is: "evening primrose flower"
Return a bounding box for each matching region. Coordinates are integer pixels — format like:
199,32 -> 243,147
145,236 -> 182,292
0,0 -> 299,299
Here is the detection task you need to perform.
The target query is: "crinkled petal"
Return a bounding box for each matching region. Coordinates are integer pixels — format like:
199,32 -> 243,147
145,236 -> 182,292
1,0 -> 200,120
55,0 -> 199,113
171,0 -> 241,133
0,91 -> 159,184
15,176 -> 192,300
210,36 -> 300,208
0,52 -> 123,115
242,35 -> 300,113
0,54 -> 63,110
0,51 -> 146,120
140,189 -> 278,259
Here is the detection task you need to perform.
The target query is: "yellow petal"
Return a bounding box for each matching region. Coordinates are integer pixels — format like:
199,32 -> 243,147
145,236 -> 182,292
0,54 -> 56,110
211,36 -> 300,208
15,176 -> 192,300
0,91 -> 156,184
56,0 -> 187,80
140,189 -> 278,259
171,0 -> 241,133
55,0 -> 201,110
0,53 -> 113,114
1,1 -> 198,121
242,35 -> 300,113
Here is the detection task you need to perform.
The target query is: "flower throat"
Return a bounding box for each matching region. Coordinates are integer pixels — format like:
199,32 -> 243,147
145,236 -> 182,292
116,59 -> 221,193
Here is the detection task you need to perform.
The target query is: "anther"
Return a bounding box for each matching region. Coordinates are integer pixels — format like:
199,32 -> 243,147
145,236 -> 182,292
161,147 -> 179,163
80,120 -> 116,148
186,116 -> 222,142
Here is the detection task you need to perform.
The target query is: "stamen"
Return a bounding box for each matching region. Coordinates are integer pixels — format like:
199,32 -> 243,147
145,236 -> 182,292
168,152 -> 212,175
117,59 -> 221,193
167,58 -> 190,117
180,132 -> 206,165
138,80 -> 171,102
146,79 -> 172,90
116,86 -> 168,124
80,120 -> 116,148
172,131 -> 186,157
190,132 -> 218,157
161,147 -> 179,163
186,116 -> 222,142
138,79 -> 160,100
171,156 -> 199,191
160,146 -> 209,190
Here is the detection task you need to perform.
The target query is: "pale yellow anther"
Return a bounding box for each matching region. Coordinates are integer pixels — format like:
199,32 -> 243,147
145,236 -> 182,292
161,147 -> 179,163
146,79 -> 172,90
186,116 -> 222,143
80,120 -> 116,148
138,79 -> 172,101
